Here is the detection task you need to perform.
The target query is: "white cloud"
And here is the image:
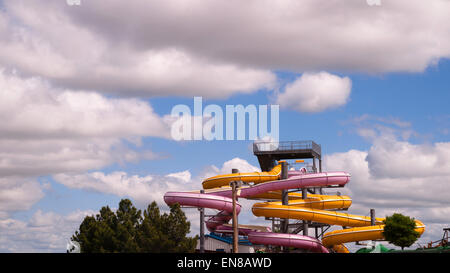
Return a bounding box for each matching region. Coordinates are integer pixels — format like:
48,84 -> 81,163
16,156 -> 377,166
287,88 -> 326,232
276,72 -> 352,113
0,1 -> 276,98
53,171 -> 196,207
346,114 -> 417,143
28,210 -> 64,228
53,157 -> 261,206
0,209 -> 95,252
0,177 -> 45,217
0,69 -> 171,177
220,157 -> 261,174
198,157 -> 261,181
166,170 -> 192,183
0,70 -> 170,140
367,136 -> 450,179
0,0 -> 449,99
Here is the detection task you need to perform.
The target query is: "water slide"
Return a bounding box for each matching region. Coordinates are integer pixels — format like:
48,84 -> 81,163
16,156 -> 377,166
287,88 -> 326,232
164,164 -> 425,253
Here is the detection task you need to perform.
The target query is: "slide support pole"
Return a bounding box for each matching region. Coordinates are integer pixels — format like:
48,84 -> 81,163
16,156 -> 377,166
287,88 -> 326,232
231,168 -> 239,253
281,161 -> 289,233
199,189 -> 205,253
302,189 -> 309,237
370,209 -> 375,226
280,161 -> 289,253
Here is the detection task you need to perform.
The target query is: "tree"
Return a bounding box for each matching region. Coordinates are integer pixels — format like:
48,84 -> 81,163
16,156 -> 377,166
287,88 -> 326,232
382,213 -> 420,250
71,199 -> 197,253
138,202 -> 197,252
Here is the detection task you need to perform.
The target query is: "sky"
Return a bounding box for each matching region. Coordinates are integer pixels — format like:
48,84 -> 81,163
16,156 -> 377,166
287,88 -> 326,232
0,0 -> 450,252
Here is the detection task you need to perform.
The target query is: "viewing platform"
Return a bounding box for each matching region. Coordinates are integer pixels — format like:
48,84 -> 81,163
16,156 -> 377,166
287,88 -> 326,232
253,140 -> 322,171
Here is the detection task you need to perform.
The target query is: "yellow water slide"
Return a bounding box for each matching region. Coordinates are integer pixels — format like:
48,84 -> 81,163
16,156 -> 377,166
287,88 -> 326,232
252,197 -> 425,252
202,164 -> 282,189
202,164 -> 425,253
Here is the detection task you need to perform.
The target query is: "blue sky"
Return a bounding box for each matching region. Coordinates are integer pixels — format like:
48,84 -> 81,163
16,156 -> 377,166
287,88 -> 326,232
127,60 -> 450,174
1,0 -> 450,252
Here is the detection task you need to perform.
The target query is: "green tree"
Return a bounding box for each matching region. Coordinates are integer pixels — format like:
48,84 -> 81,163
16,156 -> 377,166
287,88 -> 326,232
71,199 -> 197,253
138,202 -> 197,252
382,213 -> 420,250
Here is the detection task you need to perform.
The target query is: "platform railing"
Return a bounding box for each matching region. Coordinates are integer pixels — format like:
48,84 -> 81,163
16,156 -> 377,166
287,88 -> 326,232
253,140 -> 321,155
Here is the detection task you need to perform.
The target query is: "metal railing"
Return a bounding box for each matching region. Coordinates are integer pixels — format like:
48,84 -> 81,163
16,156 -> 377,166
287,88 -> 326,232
253,140 -> 321,155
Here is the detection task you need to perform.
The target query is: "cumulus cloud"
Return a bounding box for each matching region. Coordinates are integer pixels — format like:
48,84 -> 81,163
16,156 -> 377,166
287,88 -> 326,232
367,137 -> 450,179
276,72 -> 352,113
0,0 -> 449,99
342,115 -> 450,179
0,177 -> 45,218
0,69 -> 171,177
198,157 -> 261,181
0,69 -> 176,221
0,70 -> 170,140
53,171 -> 196,207
53,157 -> 261,205
0,0 -> 276,98
75,0 -> 447,72
345,114 -> 417,142
0,209 -> 95,252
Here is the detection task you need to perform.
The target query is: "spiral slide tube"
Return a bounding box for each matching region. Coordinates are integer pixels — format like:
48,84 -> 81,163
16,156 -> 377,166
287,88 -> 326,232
164,165 -> 425,253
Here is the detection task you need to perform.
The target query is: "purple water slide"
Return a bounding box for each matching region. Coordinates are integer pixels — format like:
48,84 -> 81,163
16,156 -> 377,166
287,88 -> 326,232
248,232 -> 329,253
205,171 -> 350,198
163,171 -> 349,253
212,224 -> 272,236
164,192 -> 241,231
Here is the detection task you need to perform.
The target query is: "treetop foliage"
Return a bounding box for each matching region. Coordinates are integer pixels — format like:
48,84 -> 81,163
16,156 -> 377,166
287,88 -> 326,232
382,213 -> 420,250
71,199 -> 197,253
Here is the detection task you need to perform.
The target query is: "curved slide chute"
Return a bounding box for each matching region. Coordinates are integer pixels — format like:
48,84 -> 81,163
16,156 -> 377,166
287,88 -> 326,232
321,220 -> 425,247
164,165 -> 425,253
201,165 -> 282,189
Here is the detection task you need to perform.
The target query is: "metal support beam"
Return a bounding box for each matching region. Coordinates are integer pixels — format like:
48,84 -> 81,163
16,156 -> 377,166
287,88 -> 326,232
292,223 -> 304,234
280,162 -> 289,253
199,189 -> 205,253
370,209 -> 375,226
231,168 -> 239,253
302,189 -> 308,237
317,225 -> 331,238
280,161 -> 289,232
